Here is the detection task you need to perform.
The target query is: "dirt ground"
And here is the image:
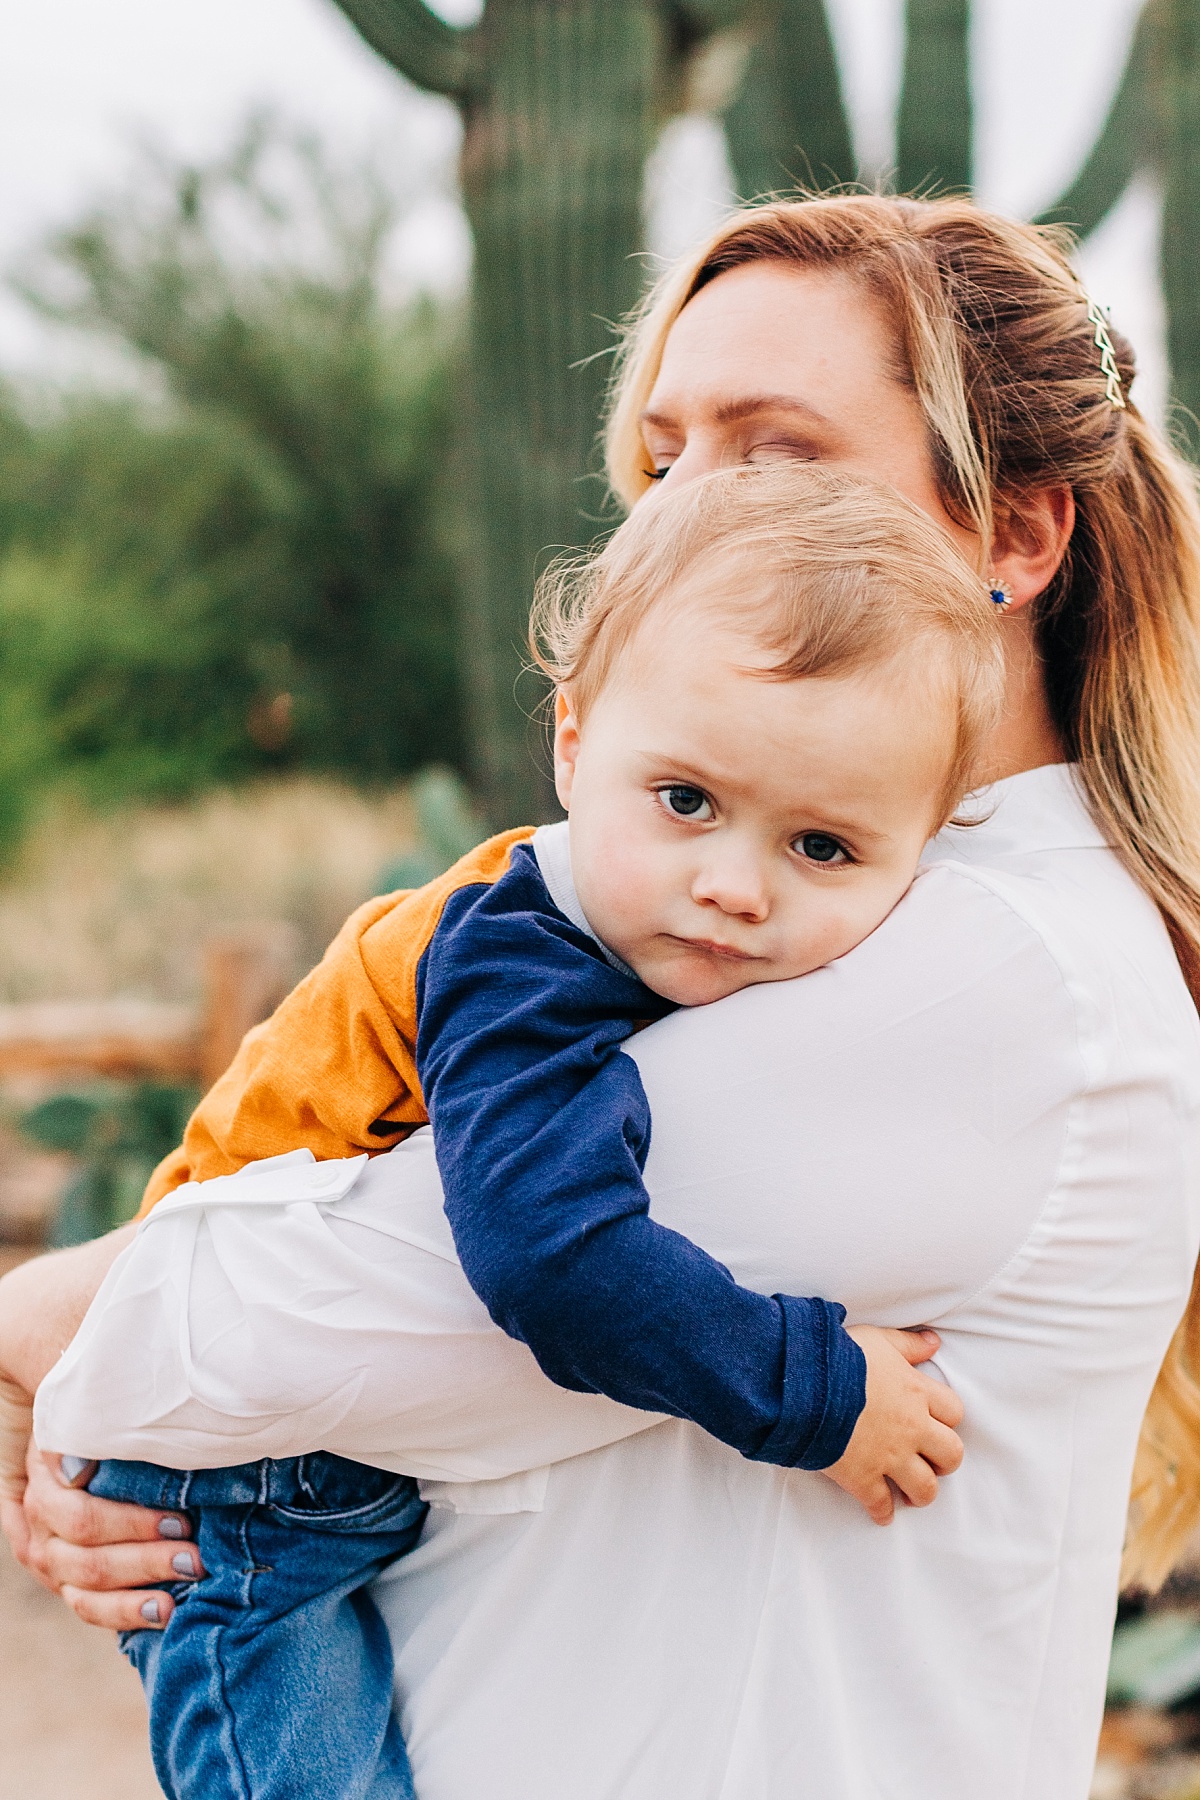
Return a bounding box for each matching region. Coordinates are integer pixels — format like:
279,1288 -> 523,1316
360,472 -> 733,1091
0,1530 -> 161,1797
0,1247 -> 161,1796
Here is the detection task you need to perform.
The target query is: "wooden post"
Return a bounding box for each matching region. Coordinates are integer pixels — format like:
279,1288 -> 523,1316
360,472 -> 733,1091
199,923 -> 301,1090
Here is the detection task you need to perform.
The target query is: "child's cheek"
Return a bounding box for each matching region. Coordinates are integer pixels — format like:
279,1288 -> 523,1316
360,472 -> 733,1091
809,879 -> 894,964
589,820 -> 669,950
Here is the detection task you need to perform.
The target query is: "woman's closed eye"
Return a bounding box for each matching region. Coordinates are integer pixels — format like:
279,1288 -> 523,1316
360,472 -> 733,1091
643,438 -> 817,483
793,831 -> 852,867
657,784 -> 713,822
743,437 -> 819,467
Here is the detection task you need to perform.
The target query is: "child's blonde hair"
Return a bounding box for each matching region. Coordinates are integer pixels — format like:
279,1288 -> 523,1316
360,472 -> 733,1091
531,461 -> 1004,823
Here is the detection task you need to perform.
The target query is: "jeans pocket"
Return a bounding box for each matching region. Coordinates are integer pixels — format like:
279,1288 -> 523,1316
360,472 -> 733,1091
271,1471 -> 426,1532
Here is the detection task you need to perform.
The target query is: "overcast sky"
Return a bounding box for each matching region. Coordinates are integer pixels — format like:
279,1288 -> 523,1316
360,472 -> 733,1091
0,0 -> 1163,411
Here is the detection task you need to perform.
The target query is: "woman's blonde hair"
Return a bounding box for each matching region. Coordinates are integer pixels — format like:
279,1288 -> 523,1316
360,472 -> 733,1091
605,194 -> 1200,1591
532,460 -> 1005,823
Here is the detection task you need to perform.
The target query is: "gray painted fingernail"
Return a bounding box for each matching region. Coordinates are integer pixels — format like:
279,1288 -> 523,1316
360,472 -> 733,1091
158,1517 -> 185,1540
171,1551 -> 199,1578
58,1455 -> 92,1485
140,1599 -> 161,1624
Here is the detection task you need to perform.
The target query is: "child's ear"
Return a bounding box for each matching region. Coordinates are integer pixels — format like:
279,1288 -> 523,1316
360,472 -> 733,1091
553,689 -> 581,811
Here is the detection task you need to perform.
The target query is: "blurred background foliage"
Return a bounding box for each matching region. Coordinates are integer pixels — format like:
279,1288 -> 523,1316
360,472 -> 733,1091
17,1082 -> 199,1244
0,118 -> 463,856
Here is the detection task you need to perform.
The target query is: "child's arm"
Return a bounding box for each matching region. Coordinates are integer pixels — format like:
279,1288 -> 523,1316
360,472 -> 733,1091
140,831 -> 536,1212
418,850 -> 955,1483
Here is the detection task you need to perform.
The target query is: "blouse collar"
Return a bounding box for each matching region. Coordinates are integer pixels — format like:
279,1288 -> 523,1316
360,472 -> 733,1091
927,763 -> 1108,865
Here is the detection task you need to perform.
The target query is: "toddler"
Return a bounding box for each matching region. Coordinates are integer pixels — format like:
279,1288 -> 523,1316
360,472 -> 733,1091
37,462 -> 1003,1800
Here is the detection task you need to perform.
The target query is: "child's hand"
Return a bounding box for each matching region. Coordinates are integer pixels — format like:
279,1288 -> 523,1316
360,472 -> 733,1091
822,1326 -> 964,1524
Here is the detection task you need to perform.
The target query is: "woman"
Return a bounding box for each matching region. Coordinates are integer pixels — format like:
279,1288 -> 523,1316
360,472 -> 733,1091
5,194 -> 1200,1798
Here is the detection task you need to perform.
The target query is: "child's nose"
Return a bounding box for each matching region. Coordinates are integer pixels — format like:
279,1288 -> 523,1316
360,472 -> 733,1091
691,855 -> 770,922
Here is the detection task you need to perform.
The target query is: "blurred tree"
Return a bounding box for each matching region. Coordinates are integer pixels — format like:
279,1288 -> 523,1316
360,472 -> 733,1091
0,119 -> 462,844
331,0 -> 855,824
1037,0 -> 1200,454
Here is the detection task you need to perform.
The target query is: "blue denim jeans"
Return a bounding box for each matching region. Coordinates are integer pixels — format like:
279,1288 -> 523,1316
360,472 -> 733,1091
88,1452 -> 427,1800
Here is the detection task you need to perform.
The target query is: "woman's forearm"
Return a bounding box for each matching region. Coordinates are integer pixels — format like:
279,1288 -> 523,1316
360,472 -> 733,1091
0,1226 -> 136,1396
0,1227 -> 135,1508
33,1144 -> 660,1480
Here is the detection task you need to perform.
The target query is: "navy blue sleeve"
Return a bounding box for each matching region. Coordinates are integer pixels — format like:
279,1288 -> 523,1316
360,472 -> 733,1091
415,845 -> 866,1470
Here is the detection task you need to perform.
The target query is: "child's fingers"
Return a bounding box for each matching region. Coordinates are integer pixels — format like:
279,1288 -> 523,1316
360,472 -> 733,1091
917,1419 -> 964,1477
862,1478 -> 897,1525
830,1467 -> 896,1525
890,1456 -> 939,1510
919,1376 -> 964,1430
880,1327 -> 940,1366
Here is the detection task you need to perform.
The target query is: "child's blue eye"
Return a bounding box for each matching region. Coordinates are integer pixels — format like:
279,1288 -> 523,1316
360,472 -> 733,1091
795,832 -> 848,865
658,785 -> 712,821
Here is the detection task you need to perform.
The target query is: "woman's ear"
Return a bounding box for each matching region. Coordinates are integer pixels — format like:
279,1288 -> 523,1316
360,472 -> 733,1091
989,486 -> 1075,611
552,689 -> 580,812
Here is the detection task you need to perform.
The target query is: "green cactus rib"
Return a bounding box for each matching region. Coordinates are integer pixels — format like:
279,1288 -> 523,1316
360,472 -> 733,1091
724,0 -> 855,197
675,0 -> 759,27
332,0 -> 478,97
1035,5 -> 1151,237
896,0 -> 972,195
1159,1 -> 1200,454
1037,1 -> 1200,457
459,1 -> 671,818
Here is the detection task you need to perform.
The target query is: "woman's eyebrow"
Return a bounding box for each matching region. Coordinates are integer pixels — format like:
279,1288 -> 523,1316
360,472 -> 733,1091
639,395 -> 833,431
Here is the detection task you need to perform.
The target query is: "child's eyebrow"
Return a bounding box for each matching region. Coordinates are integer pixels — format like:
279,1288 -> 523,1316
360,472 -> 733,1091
813,818 -> 890,849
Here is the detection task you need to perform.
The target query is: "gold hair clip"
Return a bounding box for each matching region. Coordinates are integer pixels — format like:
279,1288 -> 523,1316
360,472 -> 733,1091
1086,297 -> 1127,410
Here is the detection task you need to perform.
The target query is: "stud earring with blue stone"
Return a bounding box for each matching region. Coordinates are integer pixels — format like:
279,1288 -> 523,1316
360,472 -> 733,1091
989,578 -> 1014,610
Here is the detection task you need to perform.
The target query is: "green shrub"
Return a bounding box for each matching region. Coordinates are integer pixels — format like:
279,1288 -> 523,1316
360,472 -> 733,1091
0,120 -> 465,849
18,1082 -> 200,1244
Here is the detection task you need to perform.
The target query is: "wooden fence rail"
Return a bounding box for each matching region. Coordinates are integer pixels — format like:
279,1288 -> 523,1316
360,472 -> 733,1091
0,923 -> 300,1093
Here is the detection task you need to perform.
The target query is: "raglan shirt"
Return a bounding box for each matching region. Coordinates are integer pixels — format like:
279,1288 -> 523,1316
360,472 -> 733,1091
141,824 -> 866,1470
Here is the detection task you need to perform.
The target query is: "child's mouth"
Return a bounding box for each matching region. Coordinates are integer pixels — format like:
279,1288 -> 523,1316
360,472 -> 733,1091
673,936 -> 757,962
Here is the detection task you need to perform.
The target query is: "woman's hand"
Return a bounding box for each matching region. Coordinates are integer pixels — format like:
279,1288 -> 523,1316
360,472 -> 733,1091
14,1443 -> 199,1629
823,1326 -> 964,1524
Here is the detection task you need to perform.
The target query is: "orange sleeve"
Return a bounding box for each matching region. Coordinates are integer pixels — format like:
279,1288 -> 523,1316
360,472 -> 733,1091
139,827 -> 536,1213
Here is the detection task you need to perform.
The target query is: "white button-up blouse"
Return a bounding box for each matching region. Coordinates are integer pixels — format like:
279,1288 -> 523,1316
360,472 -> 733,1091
35,764 -> 1200,1800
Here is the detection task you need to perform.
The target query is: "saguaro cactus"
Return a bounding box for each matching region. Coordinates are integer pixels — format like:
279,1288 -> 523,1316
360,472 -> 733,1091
332,3 -> 710,819
1038,0 -> 1200,454
723,0 -> 854,196
333,0 -> 853,822
896,0 -> 972,194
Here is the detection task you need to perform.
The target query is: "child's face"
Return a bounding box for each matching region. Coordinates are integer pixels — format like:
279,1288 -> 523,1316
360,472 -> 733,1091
554,609 -> 957,1007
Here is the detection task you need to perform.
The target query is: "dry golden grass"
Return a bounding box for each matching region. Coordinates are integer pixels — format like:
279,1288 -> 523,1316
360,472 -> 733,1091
0,778 -> 417,1005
